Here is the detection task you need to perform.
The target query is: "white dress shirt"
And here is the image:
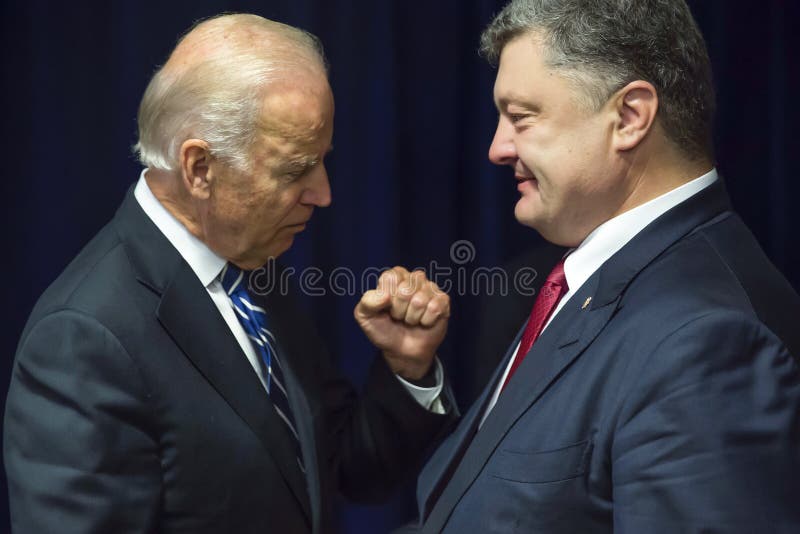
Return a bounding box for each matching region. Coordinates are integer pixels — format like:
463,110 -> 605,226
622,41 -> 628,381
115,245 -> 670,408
134,169 -> 444,411
479,169 -> 719,427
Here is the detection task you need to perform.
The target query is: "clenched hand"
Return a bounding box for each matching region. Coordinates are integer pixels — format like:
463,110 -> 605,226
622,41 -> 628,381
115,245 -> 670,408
355,267 -> 450,380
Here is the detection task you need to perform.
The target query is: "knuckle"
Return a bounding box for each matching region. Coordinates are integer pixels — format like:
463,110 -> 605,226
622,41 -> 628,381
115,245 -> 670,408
411,269 -> 427,282
396,283 -> 413,300
428,280 -> 445,294
411,294 -> 428,308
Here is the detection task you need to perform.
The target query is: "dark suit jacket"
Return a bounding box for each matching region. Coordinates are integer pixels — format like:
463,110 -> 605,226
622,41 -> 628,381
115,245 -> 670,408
467,243 -> 567,403
4,188 -> 454,533
413,180 -> 800,533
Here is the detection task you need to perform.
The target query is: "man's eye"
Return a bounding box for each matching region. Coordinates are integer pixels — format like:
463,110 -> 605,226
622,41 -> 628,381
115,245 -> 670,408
283,167 -> 307,180
509,113 -> 527,124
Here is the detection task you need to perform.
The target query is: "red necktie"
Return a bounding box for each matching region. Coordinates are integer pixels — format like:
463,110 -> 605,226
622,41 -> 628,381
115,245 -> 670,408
501,260 -> 569,391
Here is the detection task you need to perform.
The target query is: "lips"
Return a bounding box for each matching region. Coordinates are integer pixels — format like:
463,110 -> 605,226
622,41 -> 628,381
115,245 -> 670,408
516,174 -> 538,193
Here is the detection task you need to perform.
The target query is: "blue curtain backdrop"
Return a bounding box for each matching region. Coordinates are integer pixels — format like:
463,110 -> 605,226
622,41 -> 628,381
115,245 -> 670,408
2,1 -> 798,531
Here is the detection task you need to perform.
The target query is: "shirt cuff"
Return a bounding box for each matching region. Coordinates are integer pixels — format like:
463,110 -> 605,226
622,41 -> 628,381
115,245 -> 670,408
395,358 -> 446,414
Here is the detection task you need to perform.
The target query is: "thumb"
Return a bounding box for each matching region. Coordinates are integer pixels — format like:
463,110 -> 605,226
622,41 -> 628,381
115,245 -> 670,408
355,288 -> 392,318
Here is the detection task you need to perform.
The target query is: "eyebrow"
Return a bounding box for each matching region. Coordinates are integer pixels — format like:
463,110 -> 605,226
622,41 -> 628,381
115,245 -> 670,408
283,146 -> 333,172
285,157 -> 317,171
496,95 -> 541,113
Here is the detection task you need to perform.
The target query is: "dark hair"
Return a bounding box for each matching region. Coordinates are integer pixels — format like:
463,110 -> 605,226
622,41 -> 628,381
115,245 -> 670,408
481,0 -> 715,160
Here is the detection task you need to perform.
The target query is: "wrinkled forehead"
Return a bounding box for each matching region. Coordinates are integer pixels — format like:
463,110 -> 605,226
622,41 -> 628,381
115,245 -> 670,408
493,34 -> 550,97
259,77 -> 334,144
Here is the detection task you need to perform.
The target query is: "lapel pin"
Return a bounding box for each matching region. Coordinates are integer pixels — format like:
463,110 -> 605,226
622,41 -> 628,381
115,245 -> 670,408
582,297 -> 592,309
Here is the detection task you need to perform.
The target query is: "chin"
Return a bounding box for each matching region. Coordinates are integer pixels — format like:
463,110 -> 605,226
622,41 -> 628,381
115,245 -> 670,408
514,208 -> 565,246
514,203 -> 541,229
264,237 -> 294,262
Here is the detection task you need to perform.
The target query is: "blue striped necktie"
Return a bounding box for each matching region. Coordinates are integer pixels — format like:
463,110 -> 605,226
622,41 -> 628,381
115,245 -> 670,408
219,263 -> 305,473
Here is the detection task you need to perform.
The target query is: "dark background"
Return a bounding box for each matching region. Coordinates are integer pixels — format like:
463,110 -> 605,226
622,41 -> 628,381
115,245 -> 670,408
1,1 -> 797,532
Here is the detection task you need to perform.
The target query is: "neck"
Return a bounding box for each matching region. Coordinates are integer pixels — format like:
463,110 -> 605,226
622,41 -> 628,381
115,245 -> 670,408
612,139 -> 713,219
144,169 -> 206,242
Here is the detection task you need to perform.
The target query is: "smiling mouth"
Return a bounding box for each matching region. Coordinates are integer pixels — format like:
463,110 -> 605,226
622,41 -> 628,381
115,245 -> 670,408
515,175 -> 539,195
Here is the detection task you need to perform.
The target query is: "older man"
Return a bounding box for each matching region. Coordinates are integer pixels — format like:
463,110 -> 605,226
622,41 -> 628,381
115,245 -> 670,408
4,14 -> 454,533
411,1 -> 800,532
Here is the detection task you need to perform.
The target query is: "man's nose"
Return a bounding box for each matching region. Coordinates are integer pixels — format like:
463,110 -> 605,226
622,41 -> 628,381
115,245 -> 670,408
301,165 -> 332,207
488,117 -> 517,166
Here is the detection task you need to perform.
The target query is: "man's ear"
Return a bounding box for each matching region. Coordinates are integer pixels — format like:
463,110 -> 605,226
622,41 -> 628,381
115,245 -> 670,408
612,80 -> 658,152
179,139 -> 213,200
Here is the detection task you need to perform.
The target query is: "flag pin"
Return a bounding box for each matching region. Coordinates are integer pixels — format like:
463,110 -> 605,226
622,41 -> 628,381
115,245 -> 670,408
582,297 -> 592,309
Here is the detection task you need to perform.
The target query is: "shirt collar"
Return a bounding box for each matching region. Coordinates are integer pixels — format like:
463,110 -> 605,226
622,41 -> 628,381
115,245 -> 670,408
133,169 -> 227,287
562,168 -> 719,294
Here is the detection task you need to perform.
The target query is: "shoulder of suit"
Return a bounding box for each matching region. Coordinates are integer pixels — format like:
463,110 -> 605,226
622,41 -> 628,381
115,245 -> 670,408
28,222 -> 138,327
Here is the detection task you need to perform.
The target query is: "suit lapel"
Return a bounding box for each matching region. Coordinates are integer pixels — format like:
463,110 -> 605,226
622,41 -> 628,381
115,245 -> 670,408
113,188 -> 312,523
424,278 -> 618,532
485,277 -> 612,429
251,288 -> 324,532
424,180 -> 734,532
417,324 -> 525,521
157,262 -> 312,523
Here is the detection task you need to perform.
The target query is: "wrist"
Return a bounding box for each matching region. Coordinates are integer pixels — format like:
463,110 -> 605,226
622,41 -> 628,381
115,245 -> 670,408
402,362 -> 437,387
384,352 -> 434,381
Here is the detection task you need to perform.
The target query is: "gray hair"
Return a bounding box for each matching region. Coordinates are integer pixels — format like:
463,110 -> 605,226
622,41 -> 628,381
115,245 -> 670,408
480,0 -> 715,160
134,14 -> 327,172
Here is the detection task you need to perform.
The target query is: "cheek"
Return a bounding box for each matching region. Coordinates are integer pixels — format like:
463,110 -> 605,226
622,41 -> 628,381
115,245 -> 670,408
516,130 -> 565,181
249,189 -> 300,233
208,199 -> 246,233
557,125 -> 608,177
